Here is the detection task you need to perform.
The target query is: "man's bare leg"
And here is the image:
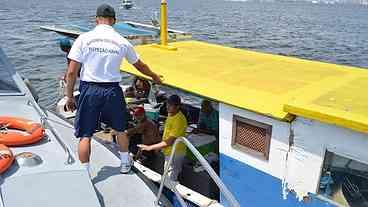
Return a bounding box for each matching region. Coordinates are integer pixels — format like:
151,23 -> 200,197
116,131 -> 129,152
79,137 -> 91,162
116,132 -> 131,173
78,137 -> 91,176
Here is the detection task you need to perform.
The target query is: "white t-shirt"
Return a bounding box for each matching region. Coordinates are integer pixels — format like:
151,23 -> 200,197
68,24 -> 139,82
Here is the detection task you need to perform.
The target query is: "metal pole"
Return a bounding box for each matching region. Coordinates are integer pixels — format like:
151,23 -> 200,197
160,0 -> 168,46
28,100 -> 75,164
155,137 -> 240,207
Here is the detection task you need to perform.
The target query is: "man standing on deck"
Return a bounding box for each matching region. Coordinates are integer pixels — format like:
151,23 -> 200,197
65,4 -> 162,174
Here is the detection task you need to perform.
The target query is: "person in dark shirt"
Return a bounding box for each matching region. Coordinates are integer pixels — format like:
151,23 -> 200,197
59,38 -> 72,64
125,107 -> 164,174
58,38 -> 81,96
124,86 -> 136,98
133,77 -> 151,99
194,100 -> 219,136
59,38 -> 72,80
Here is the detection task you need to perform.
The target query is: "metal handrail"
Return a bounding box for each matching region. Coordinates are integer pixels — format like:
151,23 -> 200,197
28,100 -> 75,165
155,137 -> 240,207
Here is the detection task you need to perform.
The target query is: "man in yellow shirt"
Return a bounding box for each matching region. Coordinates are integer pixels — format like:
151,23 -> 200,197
138,94 -> 187,180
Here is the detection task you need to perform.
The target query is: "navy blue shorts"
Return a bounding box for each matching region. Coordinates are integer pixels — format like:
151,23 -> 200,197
74,81 -> 128,138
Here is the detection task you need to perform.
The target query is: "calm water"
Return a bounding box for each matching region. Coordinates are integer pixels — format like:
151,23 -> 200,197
0,0 -> 367,109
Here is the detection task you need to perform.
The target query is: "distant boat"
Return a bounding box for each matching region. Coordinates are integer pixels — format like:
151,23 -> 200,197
121,0 -> 133,9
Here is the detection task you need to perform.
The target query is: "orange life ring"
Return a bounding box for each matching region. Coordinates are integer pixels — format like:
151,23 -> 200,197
0,144 -> 14,173
0,117 -> 45,146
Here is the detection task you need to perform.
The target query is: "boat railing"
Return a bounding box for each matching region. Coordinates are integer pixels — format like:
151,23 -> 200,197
124,21 -> 192,39
155,137 -> 240,207
28,99 -> 75,165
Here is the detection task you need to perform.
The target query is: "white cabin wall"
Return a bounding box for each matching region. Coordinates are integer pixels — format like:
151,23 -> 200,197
285,116 -> 368,199
219,103 -> 290,180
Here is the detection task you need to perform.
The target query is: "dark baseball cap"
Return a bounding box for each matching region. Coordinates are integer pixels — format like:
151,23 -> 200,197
167,94 -> 181,105
96,4 -> 116,18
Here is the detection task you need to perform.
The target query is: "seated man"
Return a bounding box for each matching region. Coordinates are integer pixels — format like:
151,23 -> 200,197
125,107 -> 164,174
133,77 -> 151,99
194,100 -> 219,137
138,94 -> 187,181
124,86 -> 136,106
124,86 -> 136,98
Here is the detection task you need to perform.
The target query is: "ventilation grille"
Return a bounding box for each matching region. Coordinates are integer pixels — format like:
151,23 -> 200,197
232,116 -> 271,160
235,121 -> 266,152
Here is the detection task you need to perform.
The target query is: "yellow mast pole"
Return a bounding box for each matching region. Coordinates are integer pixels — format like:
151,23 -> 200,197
154,0 -> 177,50
160,0 -> 168,46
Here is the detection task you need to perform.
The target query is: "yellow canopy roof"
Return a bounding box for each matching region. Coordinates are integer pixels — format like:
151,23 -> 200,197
121,40 -> 368,133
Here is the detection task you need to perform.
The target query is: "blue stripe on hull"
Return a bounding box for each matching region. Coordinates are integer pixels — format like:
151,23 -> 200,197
219,153 -> 335,207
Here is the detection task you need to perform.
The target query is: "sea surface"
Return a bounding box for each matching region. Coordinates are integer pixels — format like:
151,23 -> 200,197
0,0 -> 367,109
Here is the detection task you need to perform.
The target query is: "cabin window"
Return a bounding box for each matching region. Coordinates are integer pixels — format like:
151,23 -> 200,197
318,151 -> 368,206
231,115 -> 271,160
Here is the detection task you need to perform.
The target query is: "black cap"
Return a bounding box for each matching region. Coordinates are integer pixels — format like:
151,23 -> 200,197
96,4 -> 116,18
167,94 -> 181,105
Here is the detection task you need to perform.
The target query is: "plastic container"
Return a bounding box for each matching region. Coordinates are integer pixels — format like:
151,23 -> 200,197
186,133 -> 216,162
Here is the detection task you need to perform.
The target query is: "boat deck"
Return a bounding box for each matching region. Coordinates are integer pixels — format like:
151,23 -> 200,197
47,112 -> 160,207
0,98 -> 100,207
0,101 -> 160,206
